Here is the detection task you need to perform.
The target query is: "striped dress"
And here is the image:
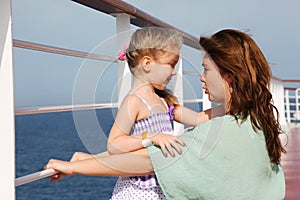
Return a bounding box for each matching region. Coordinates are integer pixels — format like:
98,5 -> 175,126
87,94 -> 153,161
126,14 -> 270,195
110,94 -> 174,200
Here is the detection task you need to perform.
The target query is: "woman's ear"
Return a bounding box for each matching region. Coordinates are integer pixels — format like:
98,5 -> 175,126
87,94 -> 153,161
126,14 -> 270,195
140,56 -> 152,72
224,73 -> 233,84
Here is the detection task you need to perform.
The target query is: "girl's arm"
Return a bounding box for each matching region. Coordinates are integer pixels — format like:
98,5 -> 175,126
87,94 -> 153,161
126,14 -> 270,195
45,149 -> 153,182
107,95 -> 184,156
174,104 -> 225,127
107,95 -> 147,154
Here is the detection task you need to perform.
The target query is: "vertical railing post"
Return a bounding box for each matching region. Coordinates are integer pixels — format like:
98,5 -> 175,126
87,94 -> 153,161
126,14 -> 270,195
202,91 -> 211,110
296,89 -> 300,123
0,0 -> 16,199
270,77 -> 287,130
173,58 -> 184,135
285,89 -> 291,124
115,13 -> 131,107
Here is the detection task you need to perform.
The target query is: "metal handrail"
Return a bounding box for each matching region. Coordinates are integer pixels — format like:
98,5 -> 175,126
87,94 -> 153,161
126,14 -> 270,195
13,39 -> 116,62
13,0 -> 205,188
15,169 -> 57,187
15,103 -> 118,115
284,88 -> 300,123
72,0 -> 200,50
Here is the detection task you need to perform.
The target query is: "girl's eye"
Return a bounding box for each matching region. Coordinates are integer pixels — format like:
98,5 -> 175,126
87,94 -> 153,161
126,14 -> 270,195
170,61 -> 177,66
166,63 -> 175,68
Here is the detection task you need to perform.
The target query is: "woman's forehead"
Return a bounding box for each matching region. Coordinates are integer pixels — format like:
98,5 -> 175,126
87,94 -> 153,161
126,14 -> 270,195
202,54 -> 213,64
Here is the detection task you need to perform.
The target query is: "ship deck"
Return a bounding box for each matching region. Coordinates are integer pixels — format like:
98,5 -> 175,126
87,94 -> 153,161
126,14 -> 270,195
281,126 -> 300,200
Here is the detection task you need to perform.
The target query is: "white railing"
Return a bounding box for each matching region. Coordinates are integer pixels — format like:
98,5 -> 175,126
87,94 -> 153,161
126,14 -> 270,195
270,77 -> 288,130
11,0 -> 206,192
3,0 -> 293,198
15,169 -> 57,187
284,88 -> 300,124
1,0 -> 15,199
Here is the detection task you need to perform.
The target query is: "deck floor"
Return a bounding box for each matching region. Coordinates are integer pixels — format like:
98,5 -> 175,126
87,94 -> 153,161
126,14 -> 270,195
281,126 -> 300,200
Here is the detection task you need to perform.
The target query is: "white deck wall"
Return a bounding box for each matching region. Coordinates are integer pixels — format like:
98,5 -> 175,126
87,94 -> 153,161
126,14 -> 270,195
0,0 -> 16,199
270,77 -> 287,130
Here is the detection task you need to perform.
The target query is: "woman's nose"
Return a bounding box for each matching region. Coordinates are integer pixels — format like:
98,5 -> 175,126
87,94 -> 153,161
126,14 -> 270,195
200,74 -> 205,82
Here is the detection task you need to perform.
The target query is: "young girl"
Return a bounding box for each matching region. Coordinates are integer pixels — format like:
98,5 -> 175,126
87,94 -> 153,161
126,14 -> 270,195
46,27 -> 224,199
107,27 -> 222,200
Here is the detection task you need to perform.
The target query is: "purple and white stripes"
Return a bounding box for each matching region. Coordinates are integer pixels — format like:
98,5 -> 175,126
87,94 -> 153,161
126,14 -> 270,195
129,111 -> 174,188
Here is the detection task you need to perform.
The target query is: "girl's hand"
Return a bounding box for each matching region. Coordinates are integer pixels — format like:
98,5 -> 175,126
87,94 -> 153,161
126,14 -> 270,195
150,133 -> 185,157
44,159 -> 74,182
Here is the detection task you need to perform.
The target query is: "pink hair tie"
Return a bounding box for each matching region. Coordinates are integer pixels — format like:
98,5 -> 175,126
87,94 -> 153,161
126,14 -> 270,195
118,45 -> 129,61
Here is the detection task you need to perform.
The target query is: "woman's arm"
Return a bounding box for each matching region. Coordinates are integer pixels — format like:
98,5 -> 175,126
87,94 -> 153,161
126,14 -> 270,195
174,104 -> 225,126
45,149 -> 154,181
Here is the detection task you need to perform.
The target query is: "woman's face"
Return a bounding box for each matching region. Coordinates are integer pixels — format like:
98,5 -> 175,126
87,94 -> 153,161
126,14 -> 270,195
200,54 -> 231,105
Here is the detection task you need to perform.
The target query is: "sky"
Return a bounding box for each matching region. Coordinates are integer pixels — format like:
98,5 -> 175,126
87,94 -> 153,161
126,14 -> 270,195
11,0 -> 300,107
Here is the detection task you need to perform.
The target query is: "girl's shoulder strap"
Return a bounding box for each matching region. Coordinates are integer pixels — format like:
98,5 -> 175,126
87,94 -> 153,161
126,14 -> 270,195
160,97 -> 169,109
128,93 -> 152,113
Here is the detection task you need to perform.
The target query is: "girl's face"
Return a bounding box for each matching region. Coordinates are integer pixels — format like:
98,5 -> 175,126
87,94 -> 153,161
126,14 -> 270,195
200,54 -> 231,105
148,52 -> 179,90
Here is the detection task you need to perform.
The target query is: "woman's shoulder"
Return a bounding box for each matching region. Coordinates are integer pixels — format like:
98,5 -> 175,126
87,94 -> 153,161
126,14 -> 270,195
192,115 -> 234,130
188,114 -> 255,142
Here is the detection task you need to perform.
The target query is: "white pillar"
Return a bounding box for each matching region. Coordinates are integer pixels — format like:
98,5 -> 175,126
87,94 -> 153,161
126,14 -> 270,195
285,90 -> 291,123
270,77 -> 287,130
295,88 -> 300,122
202,91 -> 211,110
0,0 -> 16,199
173,58 -> 184,135
115,14 -> 131,107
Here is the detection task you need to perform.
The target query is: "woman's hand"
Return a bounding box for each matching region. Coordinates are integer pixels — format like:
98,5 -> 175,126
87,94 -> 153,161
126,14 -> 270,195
150,133 -> 185,157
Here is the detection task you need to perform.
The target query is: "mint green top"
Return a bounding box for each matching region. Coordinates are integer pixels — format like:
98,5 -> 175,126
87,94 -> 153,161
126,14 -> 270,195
148,115 -> 285,200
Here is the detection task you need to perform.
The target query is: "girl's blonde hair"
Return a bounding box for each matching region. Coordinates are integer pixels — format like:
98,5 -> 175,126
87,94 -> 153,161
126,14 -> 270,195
126,27 -> 183,107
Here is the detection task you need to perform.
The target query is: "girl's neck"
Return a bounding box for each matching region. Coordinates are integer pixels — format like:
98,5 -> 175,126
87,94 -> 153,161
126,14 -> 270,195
131,77 -> 155,94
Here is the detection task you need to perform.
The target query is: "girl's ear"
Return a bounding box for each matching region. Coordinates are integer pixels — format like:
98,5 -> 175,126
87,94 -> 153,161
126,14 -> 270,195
141,56 -> 152,72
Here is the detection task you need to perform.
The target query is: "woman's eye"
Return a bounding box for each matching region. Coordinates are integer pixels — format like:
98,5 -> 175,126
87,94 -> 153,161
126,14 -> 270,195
202,66 -> 208,71
201,64 -> 208,71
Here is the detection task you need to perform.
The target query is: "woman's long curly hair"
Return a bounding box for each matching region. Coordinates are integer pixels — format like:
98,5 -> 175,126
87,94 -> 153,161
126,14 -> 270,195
200,29 -> 286,163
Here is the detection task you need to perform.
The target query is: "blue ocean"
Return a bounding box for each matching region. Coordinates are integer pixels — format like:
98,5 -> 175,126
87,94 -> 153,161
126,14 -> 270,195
16,108 -> 118,200
16,103 -> 202,200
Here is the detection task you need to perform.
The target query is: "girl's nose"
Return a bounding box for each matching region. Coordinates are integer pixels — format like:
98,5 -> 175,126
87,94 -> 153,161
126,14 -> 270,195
172,68 -> 176,76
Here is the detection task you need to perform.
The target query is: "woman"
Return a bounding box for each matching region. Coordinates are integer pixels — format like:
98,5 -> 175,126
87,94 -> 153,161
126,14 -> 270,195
46,29 -> 286,199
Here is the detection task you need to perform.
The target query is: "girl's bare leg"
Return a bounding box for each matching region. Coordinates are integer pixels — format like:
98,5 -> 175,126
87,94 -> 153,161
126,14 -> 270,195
45,149 -> 154,181
70,151 -> 110,162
